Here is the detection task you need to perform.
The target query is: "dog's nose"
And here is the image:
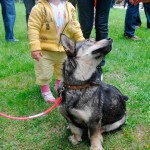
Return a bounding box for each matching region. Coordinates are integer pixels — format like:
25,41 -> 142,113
107,38 -> 111,41
107,38 -> 113,43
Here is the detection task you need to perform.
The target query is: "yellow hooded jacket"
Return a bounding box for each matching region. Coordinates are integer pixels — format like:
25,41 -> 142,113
28,0 -> 84,52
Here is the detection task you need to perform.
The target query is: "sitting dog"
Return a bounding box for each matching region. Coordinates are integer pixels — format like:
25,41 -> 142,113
58,34 -> 128,150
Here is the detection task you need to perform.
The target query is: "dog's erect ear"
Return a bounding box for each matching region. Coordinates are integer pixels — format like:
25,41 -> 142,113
60,34 -> 75,57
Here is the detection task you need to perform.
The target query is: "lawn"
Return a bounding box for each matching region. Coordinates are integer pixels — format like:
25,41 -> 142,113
0,3 -> 149,150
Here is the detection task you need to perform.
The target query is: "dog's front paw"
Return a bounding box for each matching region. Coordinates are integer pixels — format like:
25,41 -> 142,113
68,135 -> 81,145
90,145 -> 103,150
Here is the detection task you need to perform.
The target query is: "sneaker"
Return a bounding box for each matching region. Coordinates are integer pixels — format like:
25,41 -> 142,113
136,26 -> 141,29
124,35 -> 141,41
6,38 -> 19,42
42,92 -> 55,103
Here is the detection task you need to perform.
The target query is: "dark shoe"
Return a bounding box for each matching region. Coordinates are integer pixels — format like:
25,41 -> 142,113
124,35 -> 141,41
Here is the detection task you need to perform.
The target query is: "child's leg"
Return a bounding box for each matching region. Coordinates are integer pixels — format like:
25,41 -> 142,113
40,85 -> 55,102
40,84 -> 50,93
53,52 -> 66,91
34,51 -> 55,103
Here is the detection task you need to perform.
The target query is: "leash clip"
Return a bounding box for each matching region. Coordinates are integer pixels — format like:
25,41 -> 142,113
59,86 -> 65,98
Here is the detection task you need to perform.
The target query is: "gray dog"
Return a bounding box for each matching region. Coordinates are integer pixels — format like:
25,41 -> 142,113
58,34 -> 128,150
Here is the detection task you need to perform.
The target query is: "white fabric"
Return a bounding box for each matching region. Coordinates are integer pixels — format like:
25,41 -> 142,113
50,1 -> 66,34
42,92 -> 55,102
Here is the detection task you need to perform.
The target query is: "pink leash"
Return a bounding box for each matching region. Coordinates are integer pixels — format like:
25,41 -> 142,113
0,97 -> 61,120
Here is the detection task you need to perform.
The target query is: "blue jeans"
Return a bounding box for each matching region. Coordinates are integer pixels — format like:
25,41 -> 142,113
136,11 -> 141,27
124,1 -> 139,37
0,0 -> 16,41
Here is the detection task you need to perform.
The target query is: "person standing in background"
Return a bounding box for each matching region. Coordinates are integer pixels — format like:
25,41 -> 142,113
124,0 -> 141,40
133,0 -> 150,29
77,0 -> 112,41
77,0 -> 112,81
0,0 -> 19,42
23,0 -> 36,24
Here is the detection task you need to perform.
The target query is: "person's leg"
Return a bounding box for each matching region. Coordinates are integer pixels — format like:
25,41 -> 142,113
95,0 -> 112,79
136,9 -> 142,27
95,0 -> 112,41
77,0 -> 94,39
1,0 -> 17,41
124,1 -> 139,37
110,0 -> 115,8
143,2 -> 150,29
23,0 -> 35,24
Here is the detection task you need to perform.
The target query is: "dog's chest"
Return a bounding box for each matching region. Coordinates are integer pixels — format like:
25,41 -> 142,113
69,107 -> 92,123
60,88 -> 102,125
59,104 -> 92,127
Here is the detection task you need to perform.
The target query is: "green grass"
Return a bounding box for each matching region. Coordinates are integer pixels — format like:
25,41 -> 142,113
0,3 -> 150,150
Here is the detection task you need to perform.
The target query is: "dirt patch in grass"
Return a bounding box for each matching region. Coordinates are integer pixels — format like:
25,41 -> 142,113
133,125 -> 150,149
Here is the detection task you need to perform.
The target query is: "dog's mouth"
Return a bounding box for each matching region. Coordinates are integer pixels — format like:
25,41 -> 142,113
92,38 -> 113,57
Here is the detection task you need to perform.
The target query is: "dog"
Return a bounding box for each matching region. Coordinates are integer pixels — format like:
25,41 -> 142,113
58,34 -> 128,150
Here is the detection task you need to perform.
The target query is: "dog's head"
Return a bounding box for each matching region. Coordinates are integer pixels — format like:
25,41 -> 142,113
60,34 -> 112,84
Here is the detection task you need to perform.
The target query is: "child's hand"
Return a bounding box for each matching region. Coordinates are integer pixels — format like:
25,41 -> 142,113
31,50 -> 43,61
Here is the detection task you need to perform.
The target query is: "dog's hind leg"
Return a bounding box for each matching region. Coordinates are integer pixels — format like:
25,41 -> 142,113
102,115 -> 126,133
68,123 -> 83,145
88,124 -> 103,150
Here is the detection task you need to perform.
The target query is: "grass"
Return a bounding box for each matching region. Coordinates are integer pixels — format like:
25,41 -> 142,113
0,3 -> 150,150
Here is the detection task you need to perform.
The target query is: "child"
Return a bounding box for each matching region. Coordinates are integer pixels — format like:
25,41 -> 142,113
28,0 -> 84,102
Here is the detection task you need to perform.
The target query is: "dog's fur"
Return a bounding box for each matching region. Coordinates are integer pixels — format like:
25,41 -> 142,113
58,35 -> 128,150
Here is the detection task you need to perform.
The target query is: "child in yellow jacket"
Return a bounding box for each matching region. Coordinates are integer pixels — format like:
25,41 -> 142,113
28,0 -> 84,102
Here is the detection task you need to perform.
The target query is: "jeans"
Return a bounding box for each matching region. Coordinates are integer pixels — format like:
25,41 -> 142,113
23,0 -> 35,24
0,0 -> 16,41
143,2 -> 150,29
124,1 -> 139,37
136,10 -> 141,27
77,0 -> 112,67
77,0 -> 112,41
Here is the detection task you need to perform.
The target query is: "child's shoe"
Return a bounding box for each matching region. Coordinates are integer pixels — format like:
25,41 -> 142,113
42,92 -> 55,103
